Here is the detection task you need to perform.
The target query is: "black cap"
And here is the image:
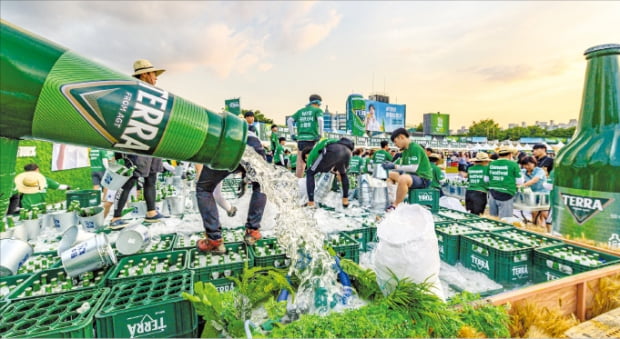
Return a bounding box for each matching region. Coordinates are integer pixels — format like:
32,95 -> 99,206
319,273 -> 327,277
532,143 -> 547,150
278,137 -> 286,142
309,94 -> 322,103
244,111 -> 255,118
390,127 -> 409,141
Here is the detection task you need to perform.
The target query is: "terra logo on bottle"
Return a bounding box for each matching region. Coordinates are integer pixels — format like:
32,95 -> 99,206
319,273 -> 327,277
560,193 -> 613,224
60,80 -> 173,154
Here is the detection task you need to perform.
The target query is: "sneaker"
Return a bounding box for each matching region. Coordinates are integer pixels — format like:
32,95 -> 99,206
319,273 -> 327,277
144,212 -> 169,223
227,206 -> 237,217
196,238 -> 226,254
304,201 -> 316,208
244,228 -> 262,246
109,219 -> 129,230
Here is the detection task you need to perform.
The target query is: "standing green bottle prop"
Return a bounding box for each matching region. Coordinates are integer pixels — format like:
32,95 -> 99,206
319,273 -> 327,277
552,44 -> 620,247
0,138 -> 19,216
0,20 -> 247,172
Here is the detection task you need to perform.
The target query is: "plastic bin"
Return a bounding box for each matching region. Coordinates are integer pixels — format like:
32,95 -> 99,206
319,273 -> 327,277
0,288 -> 109,338
435,224 -> 485,265
533,244 -> 620,283
189,243 -> 251,282
66,189 -> 101,208
248,238 -> 290,268
408,188 -> 440,212
95,271 -> 196,338
107,250 -> 188,286
8,266 -> 110,301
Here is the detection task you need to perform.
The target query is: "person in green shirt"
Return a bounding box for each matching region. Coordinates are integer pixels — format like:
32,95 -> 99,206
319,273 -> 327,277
270,125 -> 279,157
273,137 -> 287,167
15,163 -> 70,211
381,128 -> 432,209
372,141 -> 393,164
487,147 -> 521,218
428,153 -> 446,193
288,152 -> 297,171
348,148 -> 364,174
466,152 -> 491,215
287,94 -> 324,178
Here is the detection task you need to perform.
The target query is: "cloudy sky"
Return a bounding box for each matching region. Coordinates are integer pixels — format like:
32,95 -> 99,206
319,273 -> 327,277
2,1 -> 619,130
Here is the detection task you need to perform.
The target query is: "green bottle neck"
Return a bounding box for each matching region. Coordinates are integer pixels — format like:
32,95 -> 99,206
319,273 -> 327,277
576,48 -> 620,133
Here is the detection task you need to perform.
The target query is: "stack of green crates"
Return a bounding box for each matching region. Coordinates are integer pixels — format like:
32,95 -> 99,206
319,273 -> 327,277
0,288 -> 110,338
188,243 -> 252,283
107,250 -> 188,286
8,267 -> 110,300
95,271 -> 197,338
435,223 -> 485,265
533,244 -> 620,283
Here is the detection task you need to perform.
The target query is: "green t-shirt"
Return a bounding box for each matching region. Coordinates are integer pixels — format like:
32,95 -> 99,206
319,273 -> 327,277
348,156 -> 363,174
289,154 -> 297,169
273,143 -> 285,164
89,148 -> 113,172
362,157 -> 372,174
270,132 -> 279,153
467,164 -> 489,192
395,142 -> 432,180
430,163 -> 445,190
291,105 -> 323,141
488,158 -> 521,196
372,149 -> 393,164
20,177 -> 61,210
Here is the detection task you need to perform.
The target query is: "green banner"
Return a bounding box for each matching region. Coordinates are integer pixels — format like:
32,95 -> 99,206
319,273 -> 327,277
349,98 -> 366,136
225,98 -> 241,116
424,113 -> 450,136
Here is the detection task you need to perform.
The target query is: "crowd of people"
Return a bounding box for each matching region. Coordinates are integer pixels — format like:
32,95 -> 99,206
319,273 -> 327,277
9,59 -> 558,258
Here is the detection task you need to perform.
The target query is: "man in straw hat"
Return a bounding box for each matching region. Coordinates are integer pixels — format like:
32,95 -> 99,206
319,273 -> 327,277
428,153 -> 446,195
109,59 -> 168,228
465,152 -> 491,215
487,146 -> 521,218
14,163 -> 70,211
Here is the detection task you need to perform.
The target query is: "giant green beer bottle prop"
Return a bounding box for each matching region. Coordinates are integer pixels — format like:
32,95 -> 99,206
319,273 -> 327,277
0,20 -> 247,171
552,44 -> 620,246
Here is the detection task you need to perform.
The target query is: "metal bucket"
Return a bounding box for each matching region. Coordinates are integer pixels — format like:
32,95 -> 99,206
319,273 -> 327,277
373,164 -> 387,180
129,201 -> 147,218
101,164 -> 131,190
51,211 -> 77,232
116,224 -> 150,255
23,218 -> 41,240
61,233 -> 116,277
0,238 -> 33,276
358,175 -> 371,207
166,195 -> 185,216
11,223 -> 29,241
78,207 -> 105,232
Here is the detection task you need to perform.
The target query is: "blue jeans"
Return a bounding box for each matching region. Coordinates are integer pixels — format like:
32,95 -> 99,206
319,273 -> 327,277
488,194 -> 514,218
196,167 -> 266,240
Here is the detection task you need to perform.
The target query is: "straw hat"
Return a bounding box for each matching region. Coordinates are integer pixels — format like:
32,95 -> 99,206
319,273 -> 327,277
497,146 -> 517,156
472,152 -> 491,162
14,171 -> 47,194
132,59 -> 165,77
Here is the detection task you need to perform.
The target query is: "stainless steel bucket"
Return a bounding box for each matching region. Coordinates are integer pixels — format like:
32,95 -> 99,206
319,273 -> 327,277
61,233 -> 116,277
0,238 -> 33,276
116,224 -> 151,255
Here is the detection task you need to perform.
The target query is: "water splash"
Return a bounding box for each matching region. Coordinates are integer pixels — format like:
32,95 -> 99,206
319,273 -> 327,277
239,147 -> 341,315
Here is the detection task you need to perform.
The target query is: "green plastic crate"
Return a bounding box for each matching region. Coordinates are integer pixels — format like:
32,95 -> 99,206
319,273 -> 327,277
248,238 -> 290,268
325,233 -> 360,264
8,266 -> 110,301
189,243 -> 251,282
458,218 -> 513,232
407,188 -> 439,212
342,227 -> 372,252
492,228 -> 563,249
435,224 -> 485,265
107,250 -> 188,286
16,251 -> 61,275
460,233 -> 533,285
173,232 -> 204,250
0,288 -> 109,338
95,271 -> 196,338
532,244 -> 620,283
66,189 -> 102,208
221,226 -> 249,245
115,233 -> 176,258
0,274 -> 30,300
210,277 -> 237,294
437,207 -> 481,222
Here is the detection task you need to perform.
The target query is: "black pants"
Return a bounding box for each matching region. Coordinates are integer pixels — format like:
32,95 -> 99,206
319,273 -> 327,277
306,144 -> 350,202
465,190 -> 487,215
113,172 -> 158,218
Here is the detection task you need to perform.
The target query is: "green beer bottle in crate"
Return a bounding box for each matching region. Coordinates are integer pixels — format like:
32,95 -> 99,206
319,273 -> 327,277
552,44 -> 620,245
